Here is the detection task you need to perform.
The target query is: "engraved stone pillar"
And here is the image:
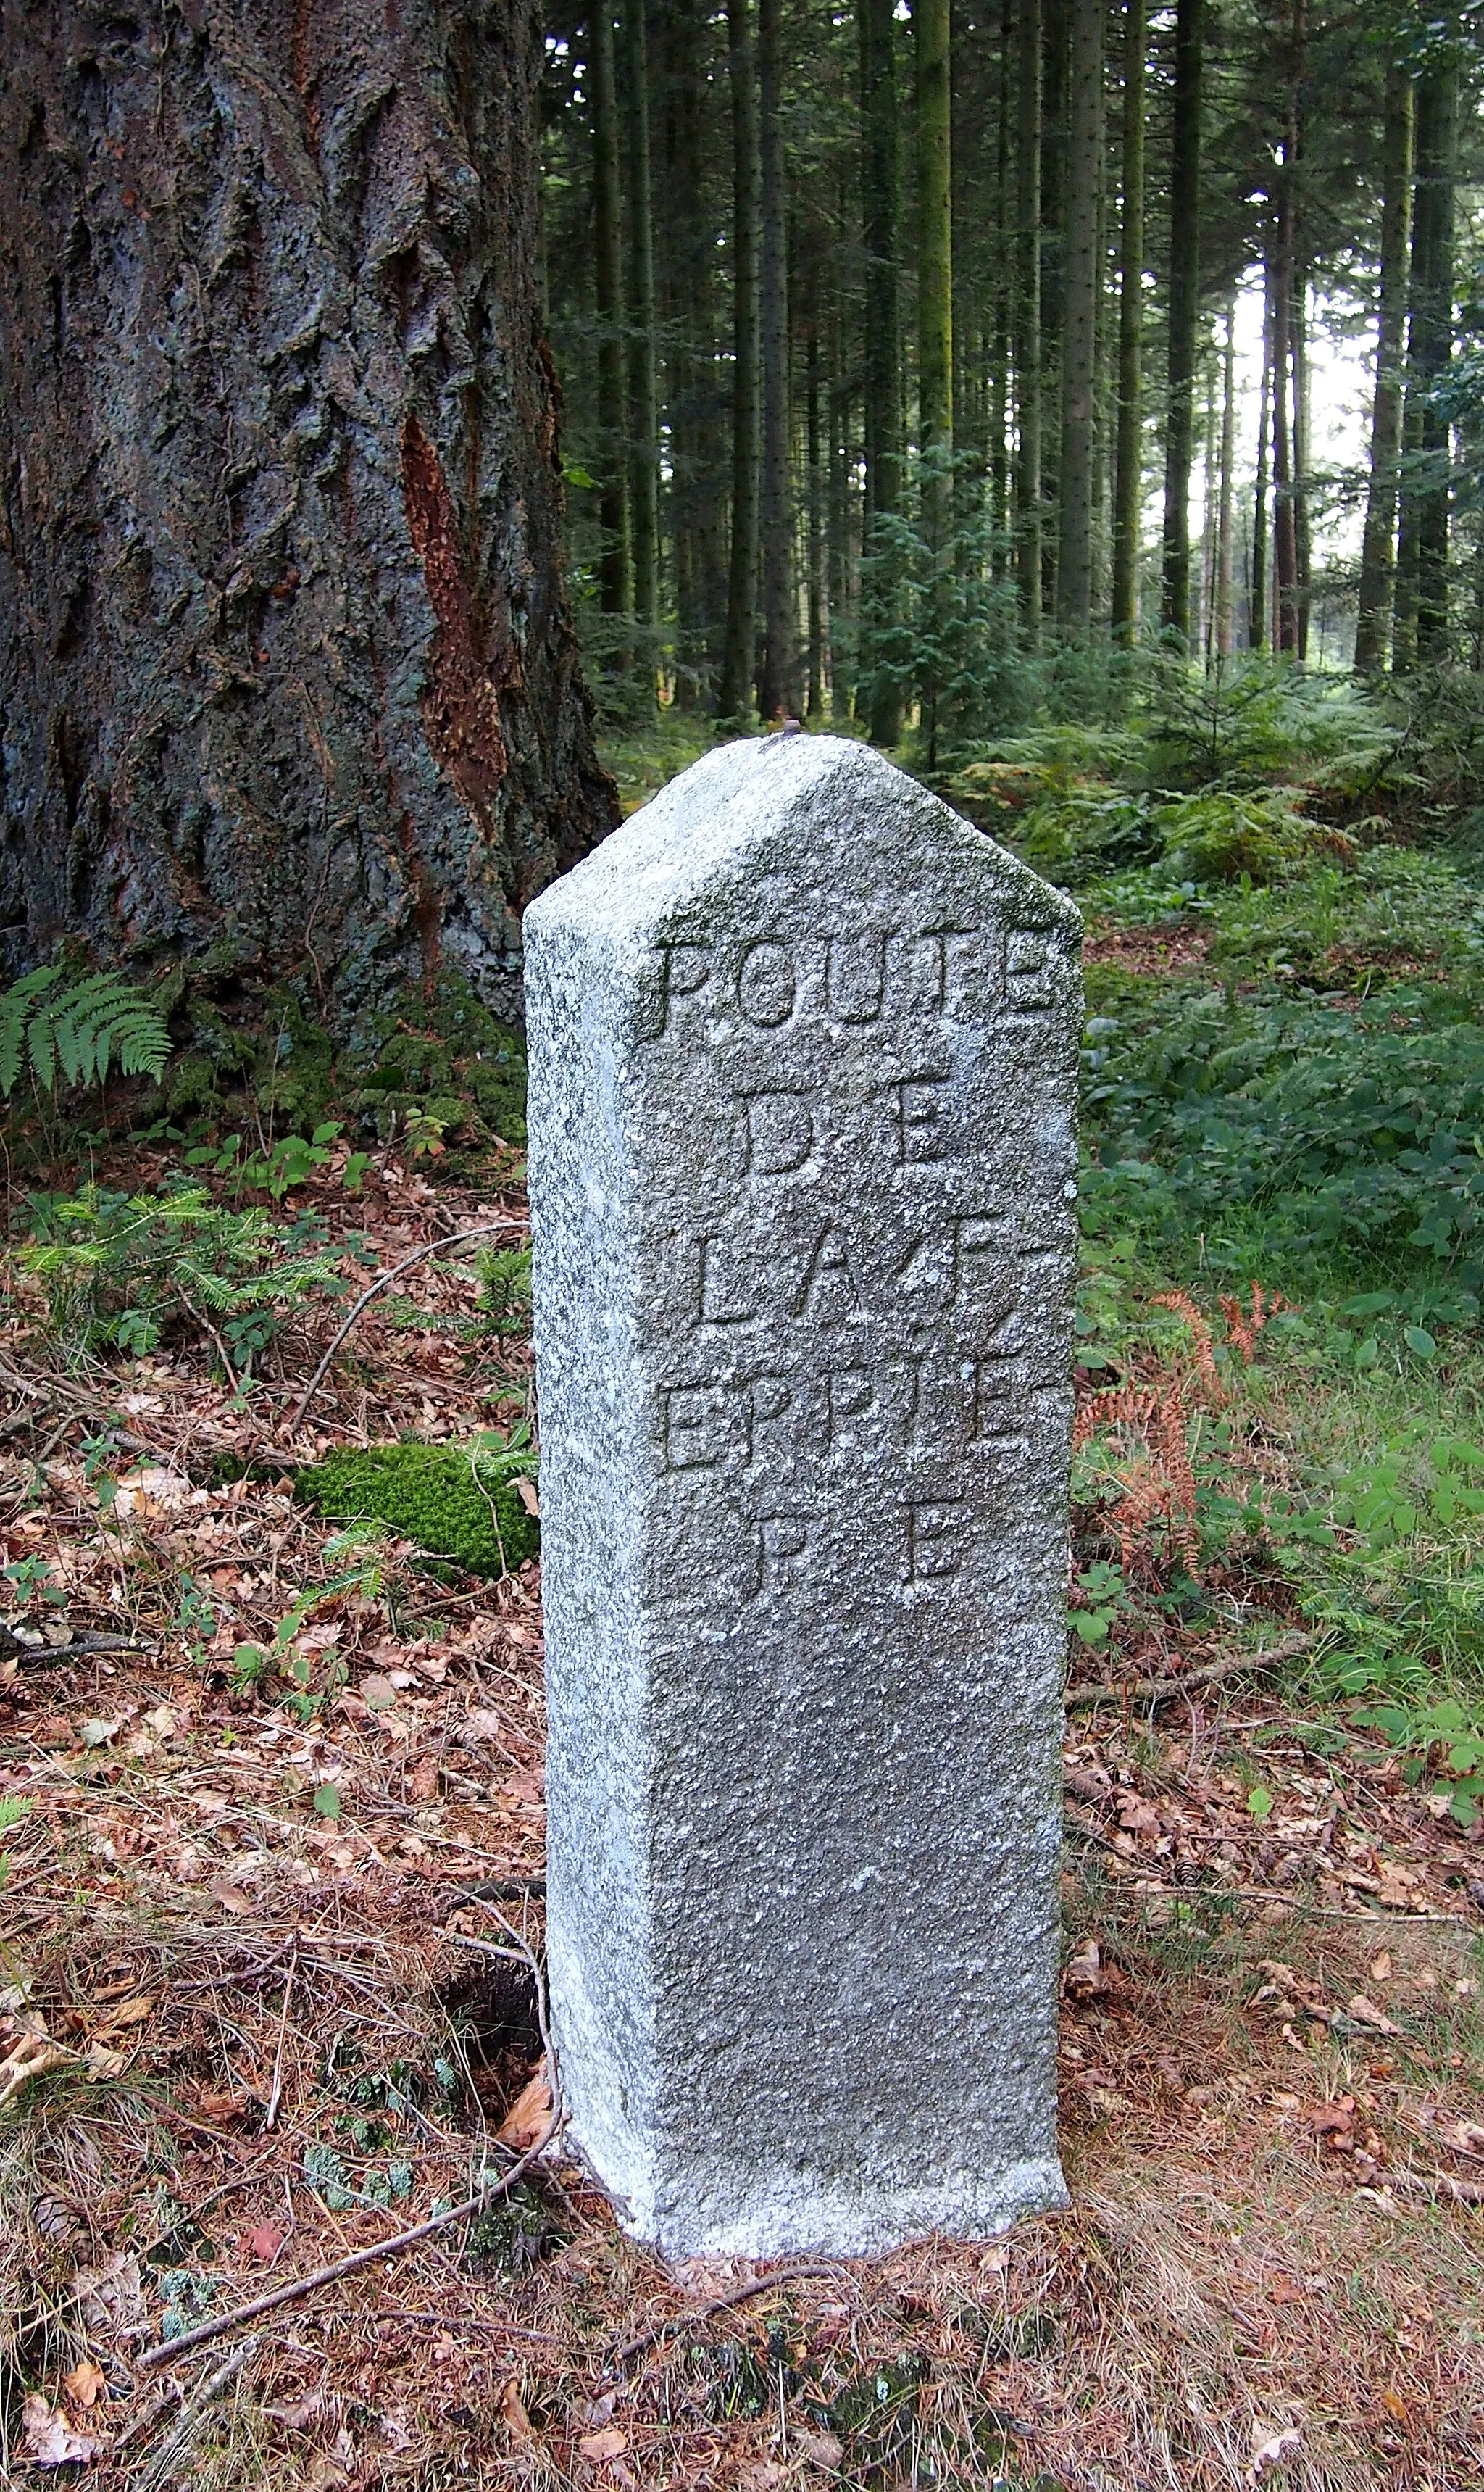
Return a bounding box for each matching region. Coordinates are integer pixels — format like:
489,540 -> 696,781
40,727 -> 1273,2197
524,735 -> 1080,2256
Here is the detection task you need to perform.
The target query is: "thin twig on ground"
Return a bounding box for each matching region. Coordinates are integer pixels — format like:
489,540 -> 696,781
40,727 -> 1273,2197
137,2335 -> 262,2487
1065,1632 -> 1312,1714
136,2113 -> 565,2371
610,2260 -> 853,2367
288,1221 -> 523,1435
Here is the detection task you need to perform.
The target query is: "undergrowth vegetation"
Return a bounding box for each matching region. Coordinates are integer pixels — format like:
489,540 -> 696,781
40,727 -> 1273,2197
952,657 -> 1484,1822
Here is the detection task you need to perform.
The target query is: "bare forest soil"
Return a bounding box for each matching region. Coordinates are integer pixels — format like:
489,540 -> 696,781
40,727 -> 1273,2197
3,1149 -> 1484,2492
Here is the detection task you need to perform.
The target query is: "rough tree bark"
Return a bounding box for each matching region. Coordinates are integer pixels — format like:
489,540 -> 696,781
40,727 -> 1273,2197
0,0 -> 614,1016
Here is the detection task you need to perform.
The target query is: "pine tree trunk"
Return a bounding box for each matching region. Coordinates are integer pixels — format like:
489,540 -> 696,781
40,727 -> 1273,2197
591,3 -> 633,644
0,0 -> 613,1008
858,0 -> 904,742
1354,66 -> 1414,674
915,0 -> 953,762
622,0 -> 662,684
827,289 -> 855,720
806,322 -> 830,720
1159,0 -> 1202,644
1215,297 -> 1236,656
1250,263 -> 1272,650
656,0 -> 728,710
1110,0 -> 1146,644
1055,0 -> 1102,630
756,0 -> 798,720
1270,145 -> 1298,652
1198,341 -> 1217,658
1014,0 -> 1043,649
1038,0 -> 1068,615
1292,270 -> 1311,660
720,0 -> 762,721
991,0 -> 1015,589
1412,58 -> 1459,665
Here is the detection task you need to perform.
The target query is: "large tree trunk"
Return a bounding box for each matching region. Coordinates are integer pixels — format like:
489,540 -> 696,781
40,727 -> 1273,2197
1109,0 -> 1146,645
1159,0 -> 1202,644
1354,66 -> 1414,674
0,0 -> 614,1013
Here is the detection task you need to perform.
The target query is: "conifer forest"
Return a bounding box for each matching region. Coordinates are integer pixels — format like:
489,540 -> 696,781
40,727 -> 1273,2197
4,4 -> 1484,2486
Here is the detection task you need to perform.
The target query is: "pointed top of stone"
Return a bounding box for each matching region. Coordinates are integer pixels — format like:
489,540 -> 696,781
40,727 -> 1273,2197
524,731 -> 1081,958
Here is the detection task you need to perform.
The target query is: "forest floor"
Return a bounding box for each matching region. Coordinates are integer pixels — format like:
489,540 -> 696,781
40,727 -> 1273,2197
5,689 -> 1484,2490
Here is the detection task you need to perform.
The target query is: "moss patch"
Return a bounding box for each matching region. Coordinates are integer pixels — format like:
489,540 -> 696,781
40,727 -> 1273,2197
345,978 -> 527,1153
296,1443 -> 538,1575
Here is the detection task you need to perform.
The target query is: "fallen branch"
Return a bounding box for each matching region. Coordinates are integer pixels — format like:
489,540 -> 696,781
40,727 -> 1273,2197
137,2335 -> 262,2488
1066,1632 -> 1312,1715
611,2259 -> 850,2367
287,1220 -> 522,1436
136,2110 -> 564,2371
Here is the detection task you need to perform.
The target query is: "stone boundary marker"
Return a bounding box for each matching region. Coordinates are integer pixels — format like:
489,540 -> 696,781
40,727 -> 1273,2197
524,734 -> 1080,2257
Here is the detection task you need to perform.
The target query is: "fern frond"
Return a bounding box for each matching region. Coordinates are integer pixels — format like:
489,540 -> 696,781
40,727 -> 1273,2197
0,965 -> 170,1098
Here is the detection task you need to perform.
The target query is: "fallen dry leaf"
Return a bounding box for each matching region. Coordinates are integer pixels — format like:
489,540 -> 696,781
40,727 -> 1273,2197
407,1755 -> 441,1803
496,2069 -> 553,2149
98,1995 -> 156,2030
208,1884 -> 254,1916
22,2393 -> 101,2466
499,2376 -> 533,2439
244,2220 -> 285,2263
62,2360 -> 106,2409
1346,1994 -> 1401,2037
795,2427 -> 846,2470
1250,2423 -> 1301,2475
578,2427 -> 628,2460
0,2033 -> 71,2106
